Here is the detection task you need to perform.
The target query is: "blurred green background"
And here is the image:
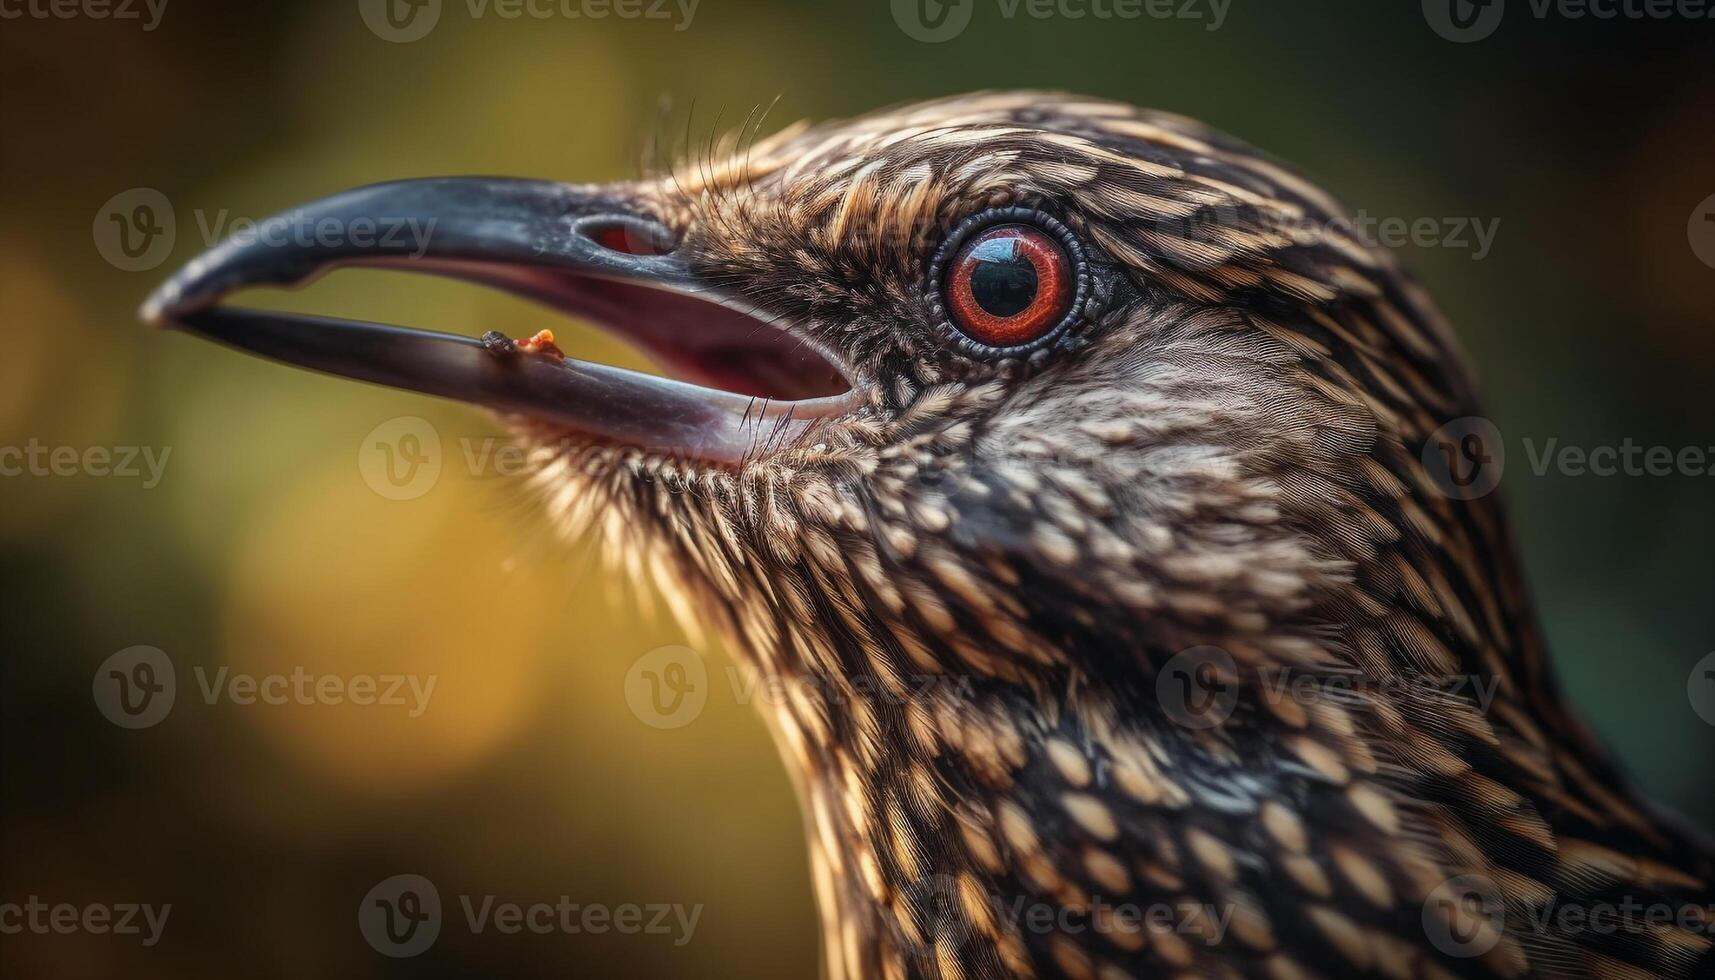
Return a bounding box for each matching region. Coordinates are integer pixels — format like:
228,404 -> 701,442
2,1 -> 1712,976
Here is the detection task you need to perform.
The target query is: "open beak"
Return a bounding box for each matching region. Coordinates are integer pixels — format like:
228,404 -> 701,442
141,178 -> 856,465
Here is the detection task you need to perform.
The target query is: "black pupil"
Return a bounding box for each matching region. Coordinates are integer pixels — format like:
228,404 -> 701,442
966,235 -> 1039,318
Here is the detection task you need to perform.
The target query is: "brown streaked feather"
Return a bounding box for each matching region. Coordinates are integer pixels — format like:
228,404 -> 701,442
523,92 -> 1714,979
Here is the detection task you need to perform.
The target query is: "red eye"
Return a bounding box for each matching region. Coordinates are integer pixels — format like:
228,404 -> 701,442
945,224 -> 1074,348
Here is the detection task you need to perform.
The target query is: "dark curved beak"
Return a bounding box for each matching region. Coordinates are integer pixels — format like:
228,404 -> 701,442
142,178 -> 854,465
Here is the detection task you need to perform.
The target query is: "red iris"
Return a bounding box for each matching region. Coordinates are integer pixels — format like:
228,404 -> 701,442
945,224 -> 1073,348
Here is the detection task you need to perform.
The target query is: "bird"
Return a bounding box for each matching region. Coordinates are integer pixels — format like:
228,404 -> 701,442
143,91 -> 1715,979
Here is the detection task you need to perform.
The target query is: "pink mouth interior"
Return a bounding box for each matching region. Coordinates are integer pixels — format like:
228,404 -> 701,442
545,276 -> 851,402
397,258 -> 852,403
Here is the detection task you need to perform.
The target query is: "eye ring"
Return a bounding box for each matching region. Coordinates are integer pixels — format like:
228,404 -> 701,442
927,207 -> 1091,357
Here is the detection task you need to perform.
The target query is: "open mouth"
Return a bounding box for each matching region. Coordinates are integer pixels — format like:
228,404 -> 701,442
141,178 -> 858,465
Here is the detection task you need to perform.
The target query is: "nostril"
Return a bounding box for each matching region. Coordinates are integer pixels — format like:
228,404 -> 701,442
578,217 -> 676,257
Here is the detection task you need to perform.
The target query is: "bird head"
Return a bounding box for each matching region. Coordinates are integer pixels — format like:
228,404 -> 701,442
145,92 -> 1486,705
